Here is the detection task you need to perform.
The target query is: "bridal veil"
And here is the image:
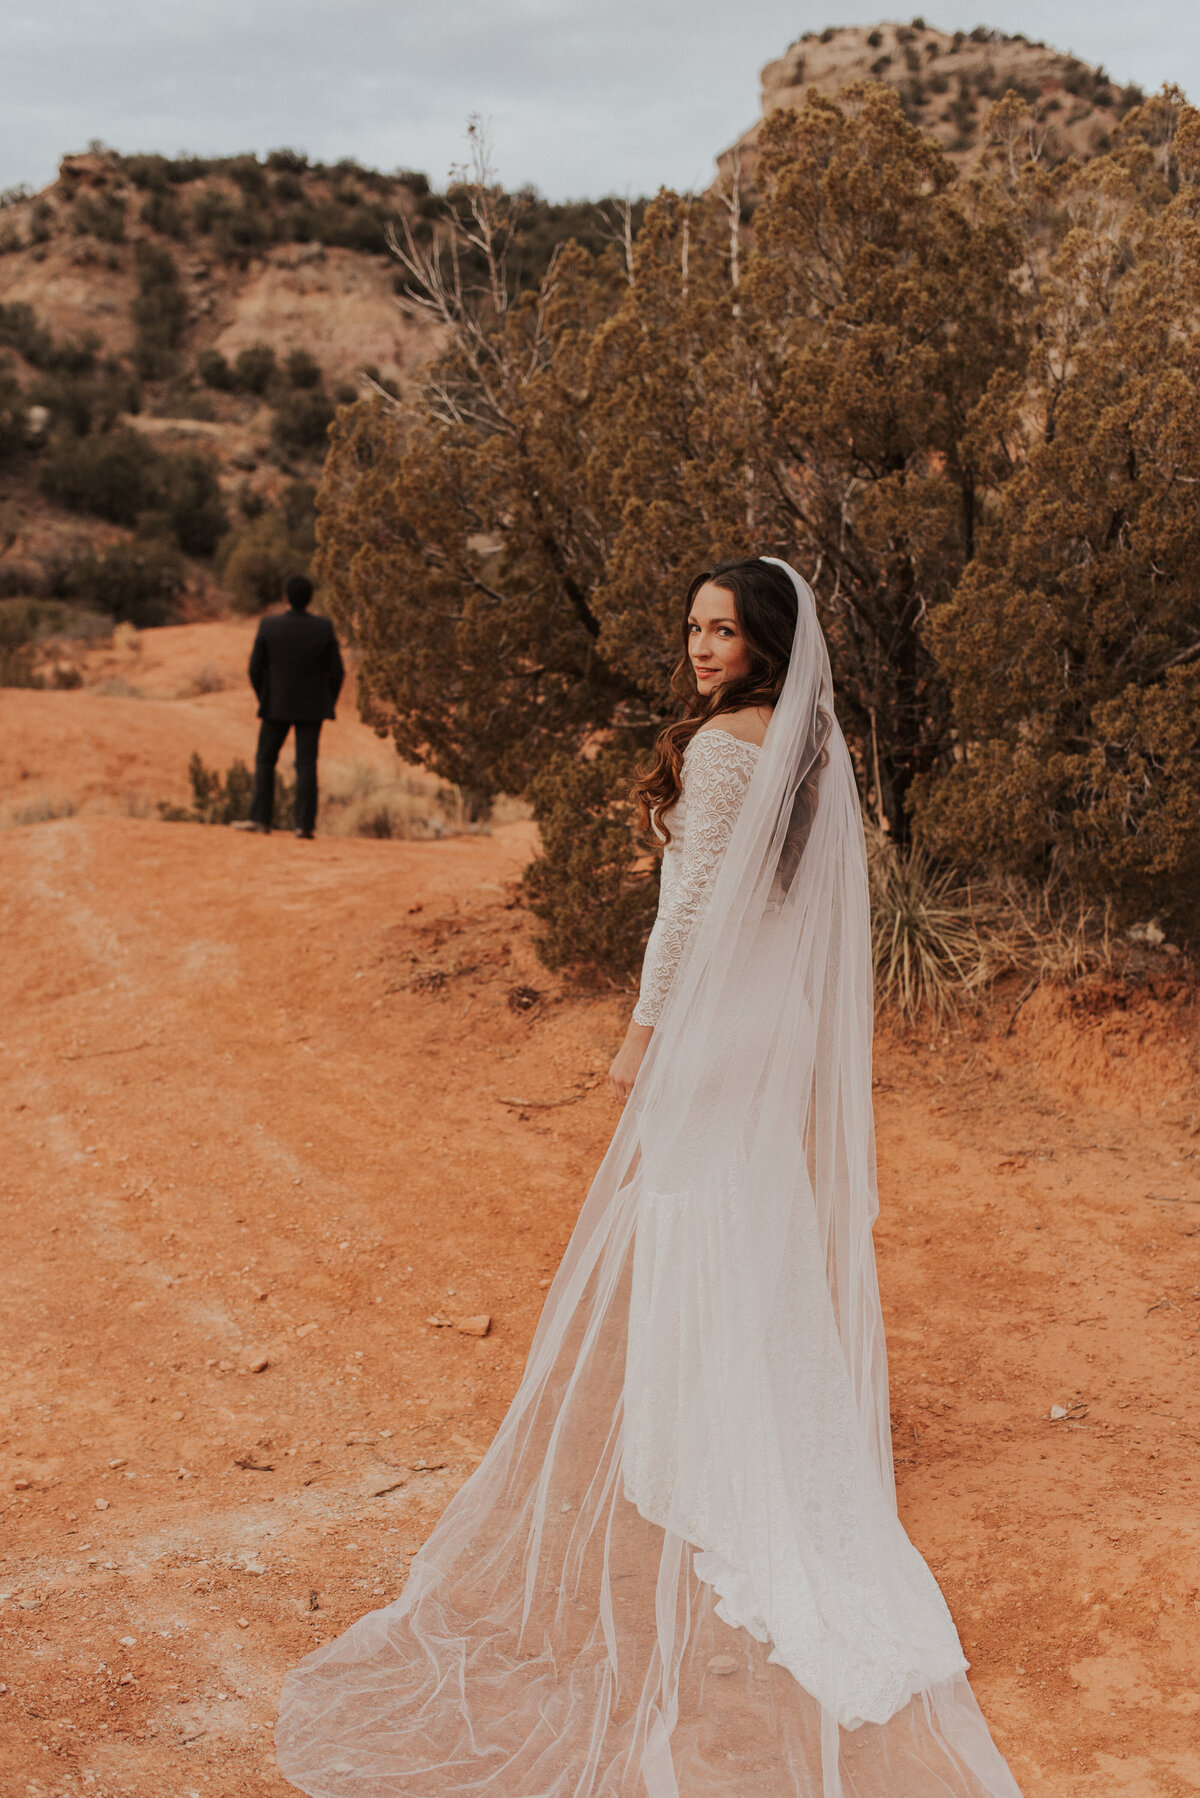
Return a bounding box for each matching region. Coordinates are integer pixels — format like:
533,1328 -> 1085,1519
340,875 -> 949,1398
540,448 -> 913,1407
275,561 -> 1023,1796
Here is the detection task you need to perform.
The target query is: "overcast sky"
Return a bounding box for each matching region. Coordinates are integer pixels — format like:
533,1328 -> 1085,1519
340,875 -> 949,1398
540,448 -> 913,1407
4,1 -> 1197,202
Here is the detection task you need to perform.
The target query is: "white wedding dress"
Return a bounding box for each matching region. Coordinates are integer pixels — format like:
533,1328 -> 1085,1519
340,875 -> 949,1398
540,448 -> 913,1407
623,730 -> 968,1729
275,563 -> 1024,1797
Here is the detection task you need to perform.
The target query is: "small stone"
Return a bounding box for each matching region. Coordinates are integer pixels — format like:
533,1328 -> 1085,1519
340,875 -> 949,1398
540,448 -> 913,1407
119,1636 -> 136,1647
707,1654 -> 737,1675
171,1411 -> 185,1422
241,1561 -> 265,1576
107,1459 -> 125,1469
245,1355 -> 269,1374
94,1498 -> 110,1511
119,1672 -> 134,1685
1049,1404 -> 1068,1420
456,1314 -> 491,1338
18,1599 -> 39,1611
13,1480 -> 29,1491
218,1360 -> 234,1372
237,1617 -> 250,1629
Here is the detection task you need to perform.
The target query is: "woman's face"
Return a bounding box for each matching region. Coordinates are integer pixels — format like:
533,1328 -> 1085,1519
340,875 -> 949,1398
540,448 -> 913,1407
688,582 -> 752,696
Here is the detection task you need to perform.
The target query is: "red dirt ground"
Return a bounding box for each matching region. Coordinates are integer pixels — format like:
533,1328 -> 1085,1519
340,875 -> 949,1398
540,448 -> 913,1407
1,644 -> 1199,1798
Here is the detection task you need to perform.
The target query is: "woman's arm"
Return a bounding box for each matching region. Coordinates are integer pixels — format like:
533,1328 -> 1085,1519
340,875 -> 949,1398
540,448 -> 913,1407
609,732 -> 759,1100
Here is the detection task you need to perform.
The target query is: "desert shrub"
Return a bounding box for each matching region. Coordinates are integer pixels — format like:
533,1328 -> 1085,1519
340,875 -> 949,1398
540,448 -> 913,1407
271,387 -> 335,458
131,241 -> 187,379
192,190 -> 232,235
70,191 -> 126,243
217,483 -> 314,610
164,751 -> 292,824
285,348 -> 322,389
273,172 -> 305,204
0,301 -> 54,367
219,206 -> 271,255
69,539 -> 185,627
524,745 -> 659,981
158,450 -> 226,556
266,148 -> 308,174
40,426 -> 224,553
233,343 -> 277,393
228,155 -> 267,200
867,29 -> 883,47
28,355 -> 138,437
0,600 -> 40,686
196,348 -> 234,390
280,480 -> 316,553
40,425 -> 161,524
140,190 -> 187,239
0,361 -> 26,465
218,512 -> 295,613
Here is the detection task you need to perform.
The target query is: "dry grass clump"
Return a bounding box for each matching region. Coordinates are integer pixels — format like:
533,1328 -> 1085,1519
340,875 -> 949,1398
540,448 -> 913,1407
867,831 -> 992,1021
318,760 -> 531,841
867,831 -> 1168,1023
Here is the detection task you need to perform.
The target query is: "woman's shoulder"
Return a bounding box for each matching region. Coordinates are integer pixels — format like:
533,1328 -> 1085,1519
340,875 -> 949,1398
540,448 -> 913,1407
694,705 -> 772,749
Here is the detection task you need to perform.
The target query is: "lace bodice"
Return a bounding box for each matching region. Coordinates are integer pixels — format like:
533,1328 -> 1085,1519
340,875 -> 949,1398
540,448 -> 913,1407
633,729 -> 761,1027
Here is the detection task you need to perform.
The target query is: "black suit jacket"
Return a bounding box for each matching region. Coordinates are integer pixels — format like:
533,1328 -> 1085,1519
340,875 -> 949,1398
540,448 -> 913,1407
249,608 -> 345,722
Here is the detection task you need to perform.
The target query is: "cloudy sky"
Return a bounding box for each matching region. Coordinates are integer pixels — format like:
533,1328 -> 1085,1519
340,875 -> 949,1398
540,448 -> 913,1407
4,1 -> 1197,201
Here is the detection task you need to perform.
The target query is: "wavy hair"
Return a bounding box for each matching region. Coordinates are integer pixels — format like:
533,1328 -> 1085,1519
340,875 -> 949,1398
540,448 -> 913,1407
633,559 -> 801,845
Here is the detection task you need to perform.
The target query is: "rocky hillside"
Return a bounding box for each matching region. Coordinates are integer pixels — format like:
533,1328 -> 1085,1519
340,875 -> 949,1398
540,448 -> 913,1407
0,148 -> 638,660
719,19 -> 1145,184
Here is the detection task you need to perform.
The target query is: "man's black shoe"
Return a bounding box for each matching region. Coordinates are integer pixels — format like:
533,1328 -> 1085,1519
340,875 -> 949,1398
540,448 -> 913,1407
231,820 -> 270,834
294,828 -> 314,840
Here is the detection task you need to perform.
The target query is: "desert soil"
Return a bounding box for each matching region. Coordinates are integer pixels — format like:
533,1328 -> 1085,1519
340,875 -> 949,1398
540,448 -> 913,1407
1,630 -> 1199,1798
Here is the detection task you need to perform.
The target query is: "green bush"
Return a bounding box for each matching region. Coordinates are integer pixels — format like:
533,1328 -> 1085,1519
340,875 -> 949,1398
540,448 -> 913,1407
0,361 -> 26,465
70,539 -> 185,627
131,241 -> 187,379
28,356 -> 138,437
0,301 -> 53,367
159,451 -> 226,556
71,191 -> 126,243
286,348 -> 322,389
140,190 -> 187,239
523,745 -> 659,982
0,600 -> 41,686
39,426 -> 224,554
233,343 -> 277,394
192,190 -> 231,235
271,388 -> 335,459
218,512 -> 294,613
163,751 -> 293,824
196,348 -> 234,390
40,425 -> 161,525
217,481 -> 314,612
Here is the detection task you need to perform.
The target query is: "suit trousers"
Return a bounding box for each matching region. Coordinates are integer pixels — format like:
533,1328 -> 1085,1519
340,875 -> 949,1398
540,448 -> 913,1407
250,718 -> 323,833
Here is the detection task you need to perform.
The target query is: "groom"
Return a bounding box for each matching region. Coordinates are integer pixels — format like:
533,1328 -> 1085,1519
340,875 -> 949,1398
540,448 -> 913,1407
237,574 -> 345,839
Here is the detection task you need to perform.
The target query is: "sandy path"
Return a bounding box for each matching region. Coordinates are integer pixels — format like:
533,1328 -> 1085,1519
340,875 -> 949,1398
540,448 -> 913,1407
0,814 -> 1197,1798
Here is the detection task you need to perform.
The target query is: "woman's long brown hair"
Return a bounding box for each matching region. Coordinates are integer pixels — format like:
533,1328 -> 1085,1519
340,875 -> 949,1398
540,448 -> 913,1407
633,559 -> 800,844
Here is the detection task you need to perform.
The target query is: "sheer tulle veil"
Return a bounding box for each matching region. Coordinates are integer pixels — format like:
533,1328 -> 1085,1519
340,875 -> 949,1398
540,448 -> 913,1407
275,560 -> 1023,1796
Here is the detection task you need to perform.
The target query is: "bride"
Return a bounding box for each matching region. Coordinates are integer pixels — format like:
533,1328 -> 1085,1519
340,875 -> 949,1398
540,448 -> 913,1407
276,558 -> 1024,1796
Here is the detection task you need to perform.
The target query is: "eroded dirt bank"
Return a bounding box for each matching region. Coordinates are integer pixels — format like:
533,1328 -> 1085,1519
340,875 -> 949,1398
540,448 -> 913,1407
1,814 -> 1198,1798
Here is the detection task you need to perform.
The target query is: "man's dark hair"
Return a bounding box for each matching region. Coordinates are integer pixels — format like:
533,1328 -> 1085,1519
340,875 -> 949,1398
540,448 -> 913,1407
285,574 -> 314,610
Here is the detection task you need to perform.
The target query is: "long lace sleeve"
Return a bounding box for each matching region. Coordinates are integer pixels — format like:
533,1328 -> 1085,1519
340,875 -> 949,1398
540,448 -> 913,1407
633,732 -> 760,1026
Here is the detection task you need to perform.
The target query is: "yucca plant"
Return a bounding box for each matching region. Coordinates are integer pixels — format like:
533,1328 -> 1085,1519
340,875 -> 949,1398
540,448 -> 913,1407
866,829 -> 990,1022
